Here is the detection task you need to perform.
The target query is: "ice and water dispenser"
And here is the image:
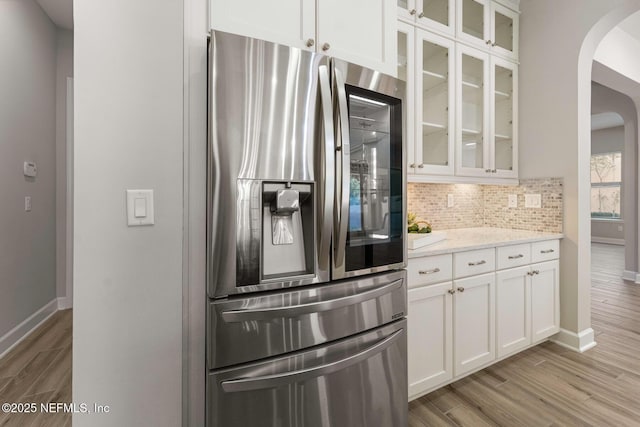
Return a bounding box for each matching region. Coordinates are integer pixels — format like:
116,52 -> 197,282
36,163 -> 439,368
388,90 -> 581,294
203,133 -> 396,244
261,182 -> 314,281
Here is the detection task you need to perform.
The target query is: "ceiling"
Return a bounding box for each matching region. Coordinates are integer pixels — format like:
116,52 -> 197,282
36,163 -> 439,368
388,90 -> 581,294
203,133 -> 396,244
618,10 -> 640,41
36,0 -> 73,30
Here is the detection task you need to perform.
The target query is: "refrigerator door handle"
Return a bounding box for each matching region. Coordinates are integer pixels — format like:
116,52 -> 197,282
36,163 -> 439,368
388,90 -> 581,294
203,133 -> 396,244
221,278 -> 403,322
333,67 -> 351,271
220,328 -> 404,393
318,65 -> 335,276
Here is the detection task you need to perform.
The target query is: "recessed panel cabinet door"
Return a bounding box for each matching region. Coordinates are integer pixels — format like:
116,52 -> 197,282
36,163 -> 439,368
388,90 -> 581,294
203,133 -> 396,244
453,273 -> 495,376
531,260 -> 560,342
496,266 -> 530,358
408,282 -> 453,398
317,0 -> 397,75
210,0 -> 315,51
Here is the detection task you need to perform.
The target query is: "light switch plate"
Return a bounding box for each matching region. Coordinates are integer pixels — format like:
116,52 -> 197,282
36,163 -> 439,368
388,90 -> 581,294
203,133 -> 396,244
447,194 -> 454,208
25,196 -> 32,212
508,194 -> 517,208
126,189 -> 154,226
524,194 -> 542,208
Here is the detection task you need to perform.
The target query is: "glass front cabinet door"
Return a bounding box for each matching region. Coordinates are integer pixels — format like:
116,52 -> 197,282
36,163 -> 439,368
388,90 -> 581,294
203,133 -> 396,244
456,45 -> 489,177
491,57 -> 517,178
456,0 -> 518,61
398,0 -> 455,35
400,23 -> 455,177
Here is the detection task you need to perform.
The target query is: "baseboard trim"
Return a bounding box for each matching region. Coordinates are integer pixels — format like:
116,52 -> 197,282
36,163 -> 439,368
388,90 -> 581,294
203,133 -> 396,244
550,328 -> 597,353
57,296 -> 73,310
0,299 -> 59,359
623,270 -> 640,284
591,237 -> 625,246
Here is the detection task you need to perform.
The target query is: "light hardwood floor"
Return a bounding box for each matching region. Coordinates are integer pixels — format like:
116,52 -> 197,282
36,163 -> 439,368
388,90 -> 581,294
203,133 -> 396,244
0,309 -> 71,427
409,243 -> 639,427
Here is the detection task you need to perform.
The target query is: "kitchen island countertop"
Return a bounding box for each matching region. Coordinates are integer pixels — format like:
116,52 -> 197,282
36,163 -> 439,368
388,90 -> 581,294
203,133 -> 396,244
408,227 -> 564,259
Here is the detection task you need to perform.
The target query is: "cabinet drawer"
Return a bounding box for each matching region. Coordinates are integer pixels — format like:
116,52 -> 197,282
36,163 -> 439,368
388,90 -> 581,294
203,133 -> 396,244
453,248 -> 496,278
496,244 -> 531,270
408,254 -> 453,288
531,240 -> 560,263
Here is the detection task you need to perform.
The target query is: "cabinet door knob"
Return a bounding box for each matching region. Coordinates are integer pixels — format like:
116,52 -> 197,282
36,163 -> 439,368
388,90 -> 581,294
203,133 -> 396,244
492,42 -> 497,47
322,43 -> 331,51
492,169 -> 497,173
306,38 -> 315,48
409,163 -> 416,168
417,164 -> 424,168
447,289 -> 456,295
533,270 -> 540,275
457,287 -> 465,293
418,11 -> 425,18
527,271 -> 533,276
409,9 -> 417,15
486,39 -> 492,45
485,169 -> 492,173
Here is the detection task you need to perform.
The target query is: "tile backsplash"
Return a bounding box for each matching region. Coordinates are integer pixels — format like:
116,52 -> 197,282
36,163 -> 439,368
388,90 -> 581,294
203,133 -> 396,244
407,178 -> 563,233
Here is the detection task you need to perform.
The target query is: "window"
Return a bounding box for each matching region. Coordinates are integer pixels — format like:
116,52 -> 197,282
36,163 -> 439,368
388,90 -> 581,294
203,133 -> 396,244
591,152 -> 622,219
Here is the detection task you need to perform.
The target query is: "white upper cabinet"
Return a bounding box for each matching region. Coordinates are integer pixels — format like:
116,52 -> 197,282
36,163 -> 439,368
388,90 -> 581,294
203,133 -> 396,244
398,0 -> 455,36
210,0 -> 315,51
210,0 -> 397,75
456,46 -> 517,178
456,0 -> 519,61
400,20 -> 456,177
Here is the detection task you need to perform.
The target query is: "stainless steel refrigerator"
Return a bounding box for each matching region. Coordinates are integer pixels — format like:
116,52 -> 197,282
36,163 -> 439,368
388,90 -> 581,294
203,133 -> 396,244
207,30 -> 407,427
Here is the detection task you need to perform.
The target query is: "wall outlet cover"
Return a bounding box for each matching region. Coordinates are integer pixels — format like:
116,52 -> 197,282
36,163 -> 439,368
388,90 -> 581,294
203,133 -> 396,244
524,194 -> 542,208
508,194 -> 517,208
447,194 -> 454,208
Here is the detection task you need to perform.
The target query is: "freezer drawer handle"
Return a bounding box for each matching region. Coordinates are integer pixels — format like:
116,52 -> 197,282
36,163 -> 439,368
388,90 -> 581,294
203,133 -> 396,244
220,328 -> 404,393
222,279 -> 404,322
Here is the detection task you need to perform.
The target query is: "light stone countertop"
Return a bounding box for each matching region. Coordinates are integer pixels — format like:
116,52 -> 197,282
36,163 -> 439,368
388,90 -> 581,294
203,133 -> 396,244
408,227 -> 564,258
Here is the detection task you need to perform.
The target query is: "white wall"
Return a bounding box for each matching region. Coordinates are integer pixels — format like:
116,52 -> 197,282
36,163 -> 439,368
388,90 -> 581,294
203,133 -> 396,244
56,29 -> 73,305
0,0 -> 58,349
519,0 -> 640,350
73,0 -> 184,425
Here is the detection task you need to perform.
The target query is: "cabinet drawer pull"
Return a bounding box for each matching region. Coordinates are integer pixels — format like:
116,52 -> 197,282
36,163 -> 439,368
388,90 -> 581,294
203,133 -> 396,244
468,260 -> 486,266
457,287 -> 465,293
508,254 -> 524,260
540,249 -> 555,254
418,268 -> 441,275
447,289 -> 456,295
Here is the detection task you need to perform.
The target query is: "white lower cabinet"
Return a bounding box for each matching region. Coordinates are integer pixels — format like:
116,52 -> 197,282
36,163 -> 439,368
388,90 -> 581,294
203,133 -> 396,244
408,239 -> 561,400
453,273 -> 495,376
496,265 -> 530,358
531,260 -> 560,342
408,282 -> 453,397
496,260 -> 560,358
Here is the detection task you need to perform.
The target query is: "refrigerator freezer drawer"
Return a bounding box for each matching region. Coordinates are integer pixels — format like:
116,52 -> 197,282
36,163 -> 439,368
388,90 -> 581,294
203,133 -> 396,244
207,320 -> 407,427
208,270 -> 407,369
